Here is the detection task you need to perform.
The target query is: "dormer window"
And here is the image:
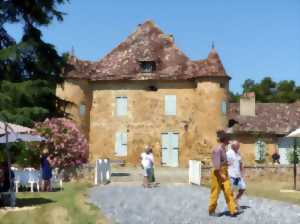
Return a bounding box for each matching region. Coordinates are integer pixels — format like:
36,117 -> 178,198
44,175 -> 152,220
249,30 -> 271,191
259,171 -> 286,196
139,61 -> 156,73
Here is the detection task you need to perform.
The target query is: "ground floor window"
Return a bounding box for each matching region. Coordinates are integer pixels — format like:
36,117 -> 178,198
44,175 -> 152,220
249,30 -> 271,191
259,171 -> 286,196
255,140 -> 266,162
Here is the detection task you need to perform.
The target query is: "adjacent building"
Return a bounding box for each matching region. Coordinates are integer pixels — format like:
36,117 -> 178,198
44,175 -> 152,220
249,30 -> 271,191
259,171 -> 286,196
228,93 -> 300,165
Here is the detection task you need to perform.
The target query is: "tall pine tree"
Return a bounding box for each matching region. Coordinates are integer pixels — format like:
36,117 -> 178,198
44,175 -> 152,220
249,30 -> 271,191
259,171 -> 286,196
0,0 -> 69,126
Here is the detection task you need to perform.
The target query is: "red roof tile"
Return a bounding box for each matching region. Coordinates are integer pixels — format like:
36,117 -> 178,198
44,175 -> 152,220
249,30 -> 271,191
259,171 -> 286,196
64,21 -> 230,81
228,102 -> 300,135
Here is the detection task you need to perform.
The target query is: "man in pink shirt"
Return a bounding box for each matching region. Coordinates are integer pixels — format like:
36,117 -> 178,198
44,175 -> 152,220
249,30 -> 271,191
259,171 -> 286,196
208,133 -> 237,217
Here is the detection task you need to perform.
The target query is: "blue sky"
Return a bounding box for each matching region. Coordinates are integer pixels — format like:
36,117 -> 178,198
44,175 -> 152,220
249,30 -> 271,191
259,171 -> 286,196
5,0 -> 300,93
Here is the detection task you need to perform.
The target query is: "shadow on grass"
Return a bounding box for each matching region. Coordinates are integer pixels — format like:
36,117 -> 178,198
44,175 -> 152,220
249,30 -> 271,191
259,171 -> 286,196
111,173 -> 130,177
16,198 -> 55,207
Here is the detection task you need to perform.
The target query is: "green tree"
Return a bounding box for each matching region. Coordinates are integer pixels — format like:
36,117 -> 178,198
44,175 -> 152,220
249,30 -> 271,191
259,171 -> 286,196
0,0 -> 69,126
237,77 -> 300,103
242,79 -> 255,94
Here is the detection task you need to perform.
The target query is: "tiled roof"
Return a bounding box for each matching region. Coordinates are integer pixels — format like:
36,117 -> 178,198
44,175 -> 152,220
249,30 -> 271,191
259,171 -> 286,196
228,102 -> 300,135
64,21 -> 230,81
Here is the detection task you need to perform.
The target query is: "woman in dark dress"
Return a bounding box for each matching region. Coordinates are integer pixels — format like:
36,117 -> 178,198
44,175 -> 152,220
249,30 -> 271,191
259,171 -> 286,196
40,149 -> 53,191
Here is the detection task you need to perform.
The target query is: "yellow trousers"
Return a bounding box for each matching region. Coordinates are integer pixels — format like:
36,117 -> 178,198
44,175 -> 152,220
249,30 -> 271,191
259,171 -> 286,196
208,166 -> 237,214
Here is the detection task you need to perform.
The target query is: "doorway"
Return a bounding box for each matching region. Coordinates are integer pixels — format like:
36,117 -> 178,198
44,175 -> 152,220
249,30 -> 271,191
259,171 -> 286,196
161,132 -> 179,167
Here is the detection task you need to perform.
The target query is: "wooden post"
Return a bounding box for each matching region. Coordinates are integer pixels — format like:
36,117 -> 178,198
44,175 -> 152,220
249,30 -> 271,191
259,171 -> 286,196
293,138 -> 297,190
4,122 -> 13,205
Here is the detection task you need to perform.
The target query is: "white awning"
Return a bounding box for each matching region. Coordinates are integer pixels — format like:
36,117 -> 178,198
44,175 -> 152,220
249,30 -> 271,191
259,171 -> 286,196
0,133 -> 46,143
286,128 -> 300,138
0,121 -> 33,135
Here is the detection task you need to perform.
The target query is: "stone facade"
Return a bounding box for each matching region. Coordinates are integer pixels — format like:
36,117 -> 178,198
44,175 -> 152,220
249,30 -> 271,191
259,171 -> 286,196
56,21 -> 232,167
57,78 -> 229,167
230,134 -> 278,165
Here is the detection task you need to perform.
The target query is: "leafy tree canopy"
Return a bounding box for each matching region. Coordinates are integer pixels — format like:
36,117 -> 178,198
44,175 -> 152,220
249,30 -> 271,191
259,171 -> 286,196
231,77 -> 300,103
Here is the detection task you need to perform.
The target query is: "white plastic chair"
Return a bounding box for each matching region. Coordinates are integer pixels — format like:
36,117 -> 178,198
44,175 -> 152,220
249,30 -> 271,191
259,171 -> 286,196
11,166 -> 18,171
24,167 -> 36,172
24,168 -> 39,192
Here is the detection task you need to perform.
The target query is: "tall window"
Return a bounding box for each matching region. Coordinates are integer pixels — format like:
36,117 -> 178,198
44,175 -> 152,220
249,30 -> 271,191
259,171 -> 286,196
115,132 -> 127,156
115,96 -> 128,116
165,95 -> 176,116
79,104 -> 86,116
221,100 -> 227,114
255,140 -> 266,161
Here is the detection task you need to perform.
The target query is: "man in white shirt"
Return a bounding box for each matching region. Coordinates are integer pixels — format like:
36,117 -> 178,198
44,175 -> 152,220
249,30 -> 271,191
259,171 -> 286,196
227,140 -> 246,208
140,146 -> 154,188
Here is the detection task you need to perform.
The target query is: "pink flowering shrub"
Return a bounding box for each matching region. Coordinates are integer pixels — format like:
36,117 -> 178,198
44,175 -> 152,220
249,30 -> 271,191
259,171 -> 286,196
35,118 -> 88,170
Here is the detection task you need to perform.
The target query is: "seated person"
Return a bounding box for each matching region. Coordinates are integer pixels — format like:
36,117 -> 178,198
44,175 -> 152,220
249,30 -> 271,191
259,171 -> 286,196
272,151 -> 280,164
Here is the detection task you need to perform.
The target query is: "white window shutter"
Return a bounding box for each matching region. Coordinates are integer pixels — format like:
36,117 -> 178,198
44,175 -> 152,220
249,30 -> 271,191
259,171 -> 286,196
121,132 -> 127,156
116,96 -> 127,116
255,140 -> 266,161
79,104 -> 86,116
115,132 -> 127,156
165,95 -> 176,115
115,132 -> 122,155
221,101 -> 227,114
161,133 -> 169,164
171,133 -> 179,150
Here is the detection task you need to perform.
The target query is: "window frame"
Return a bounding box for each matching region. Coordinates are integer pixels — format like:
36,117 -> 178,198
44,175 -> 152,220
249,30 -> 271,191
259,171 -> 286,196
79,103 -> 86,116
164,95 -> 177,116
139,61 -> 156,73
221,100 -> 227,114
255,139 -> 266,162
115,131 -> 128,156
115,96 -> 128,116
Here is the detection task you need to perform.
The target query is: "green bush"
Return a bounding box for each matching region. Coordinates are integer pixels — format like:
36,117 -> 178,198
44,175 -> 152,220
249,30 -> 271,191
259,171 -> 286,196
287,140 -> 300,164
0,142 -> 40,168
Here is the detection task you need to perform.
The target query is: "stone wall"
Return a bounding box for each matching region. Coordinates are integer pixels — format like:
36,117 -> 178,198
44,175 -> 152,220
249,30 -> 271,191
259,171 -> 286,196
56,79 -> 92,138
201,165 -> 300,183
77,78 -> 228,167
56,77 -> 229,167
233,134 -> 278,165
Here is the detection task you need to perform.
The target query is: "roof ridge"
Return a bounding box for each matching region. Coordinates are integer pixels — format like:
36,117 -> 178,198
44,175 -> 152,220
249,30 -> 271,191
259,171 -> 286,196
65,20 -> 230,80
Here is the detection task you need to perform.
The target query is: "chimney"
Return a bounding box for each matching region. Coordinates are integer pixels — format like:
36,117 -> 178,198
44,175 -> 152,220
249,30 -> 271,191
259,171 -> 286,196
240,92 -> 256,116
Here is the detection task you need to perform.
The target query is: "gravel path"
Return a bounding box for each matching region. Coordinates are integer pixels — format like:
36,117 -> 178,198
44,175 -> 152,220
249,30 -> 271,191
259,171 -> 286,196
88,184 -> 300,224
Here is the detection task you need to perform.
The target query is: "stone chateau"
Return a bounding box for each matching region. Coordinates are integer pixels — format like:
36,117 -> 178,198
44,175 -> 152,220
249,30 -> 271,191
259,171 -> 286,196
56,20 -> 300,167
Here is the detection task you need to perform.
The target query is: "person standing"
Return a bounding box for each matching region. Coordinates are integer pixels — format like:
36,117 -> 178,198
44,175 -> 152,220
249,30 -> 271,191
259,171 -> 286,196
227,141 -> 246,210
140,146 -> 154,188
40,148 -> 53,191
208,133 -> 237,217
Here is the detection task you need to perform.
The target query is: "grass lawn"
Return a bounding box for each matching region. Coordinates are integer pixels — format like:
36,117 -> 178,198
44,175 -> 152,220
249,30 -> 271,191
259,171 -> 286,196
0,182 -> 108,224
245,180 -> 300,205
202,179 -> 300,206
